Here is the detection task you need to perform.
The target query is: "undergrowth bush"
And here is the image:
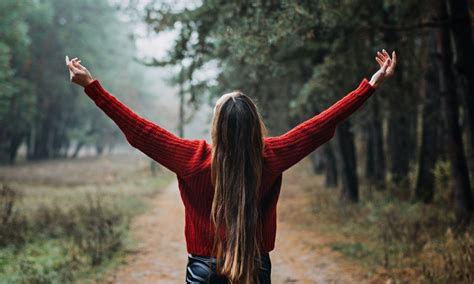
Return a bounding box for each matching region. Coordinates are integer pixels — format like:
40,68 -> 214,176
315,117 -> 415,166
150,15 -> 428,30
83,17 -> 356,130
0,184 -> 27,247
305,160 -> 473,283
69,194 -> 127,266
421,230 -> 474,283
30,204 -> 75,239
0,183 -> 130,282
13,241 -> 76,284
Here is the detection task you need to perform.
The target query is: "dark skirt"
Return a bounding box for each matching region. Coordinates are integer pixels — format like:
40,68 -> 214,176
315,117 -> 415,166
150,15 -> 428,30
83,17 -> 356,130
185,253 -> 271,283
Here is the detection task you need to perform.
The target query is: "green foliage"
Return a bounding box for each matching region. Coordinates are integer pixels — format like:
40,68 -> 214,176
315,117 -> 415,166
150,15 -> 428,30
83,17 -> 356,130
0,185 -> 126,283
0,0 -> 154,163
0,0 -> 34,163
142,0 -> 430,133
6,240 -> 76,284
330,242 -> 377,260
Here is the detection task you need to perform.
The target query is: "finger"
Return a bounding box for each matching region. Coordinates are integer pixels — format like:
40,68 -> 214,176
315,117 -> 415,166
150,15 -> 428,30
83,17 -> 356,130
377,52 -> 386,62
65,55 -> 70,65
378,51 -> 387,60
71,57 -> 78,62
377,51 -> 384,60
382,49 -> 390,60
68,63 -> 81,74
381,58 -> 390,73
387,51 -> 397,75
73,61 -> 86,70
376,57 -> 384,68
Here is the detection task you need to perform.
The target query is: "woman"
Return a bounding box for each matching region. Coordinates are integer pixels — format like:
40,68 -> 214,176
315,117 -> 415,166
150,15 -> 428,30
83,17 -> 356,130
65,49 -> 396,283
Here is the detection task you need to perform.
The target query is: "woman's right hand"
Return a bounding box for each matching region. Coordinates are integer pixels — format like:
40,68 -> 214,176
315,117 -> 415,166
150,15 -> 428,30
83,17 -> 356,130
65,55 -> 94,87
369,49 -> 397,89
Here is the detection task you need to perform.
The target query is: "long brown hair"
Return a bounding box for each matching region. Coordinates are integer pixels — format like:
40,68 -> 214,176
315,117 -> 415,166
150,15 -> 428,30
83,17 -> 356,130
211,91 -> 267,283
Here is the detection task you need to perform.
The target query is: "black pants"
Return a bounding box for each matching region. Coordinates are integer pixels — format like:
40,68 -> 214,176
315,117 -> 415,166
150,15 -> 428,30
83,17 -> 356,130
185,253 -> 271,283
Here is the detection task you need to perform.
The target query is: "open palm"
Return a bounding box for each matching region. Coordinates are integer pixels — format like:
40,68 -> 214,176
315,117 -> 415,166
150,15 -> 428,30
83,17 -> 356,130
370,49 -> 397,88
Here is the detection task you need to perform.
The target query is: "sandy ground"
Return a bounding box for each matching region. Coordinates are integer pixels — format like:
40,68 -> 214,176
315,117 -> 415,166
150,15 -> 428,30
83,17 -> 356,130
106,177 -> 366,283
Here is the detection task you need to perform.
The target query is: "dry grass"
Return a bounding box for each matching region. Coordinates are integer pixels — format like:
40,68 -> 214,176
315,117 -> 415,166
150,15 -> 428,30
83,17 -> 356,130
0,152 -> 173,283
285,159 -> 474,283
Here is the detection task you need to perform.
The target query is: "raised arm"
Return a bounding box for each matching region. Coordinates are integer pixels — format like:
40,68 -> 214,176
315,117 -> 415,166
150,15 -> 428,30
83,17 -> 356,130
65,56 -> 209,177
264,50 -> 396,174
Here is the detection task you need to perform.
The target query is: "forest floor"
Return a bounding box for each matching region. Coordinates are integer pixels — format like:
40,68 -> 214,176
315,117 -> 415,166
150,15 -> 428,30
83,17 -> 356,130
104,161 -> 369,284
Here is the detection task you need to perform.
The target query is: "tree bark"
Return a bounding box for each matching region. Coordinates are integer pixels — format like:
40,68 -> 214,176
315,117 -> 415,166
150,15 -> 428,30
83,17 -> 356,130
447,0 -> 474,167
415,32 -> 442,202
365,96 -> 386,189
436,0 -> 473,222
71,141 -> 84,159
365,124 -> 375,180
323,142 -> 339,188
95,145 -> 104,156
335,121 -> 358,202
387,108 -> 410,186
178,65 -> 185,138
309,149 -> 325,175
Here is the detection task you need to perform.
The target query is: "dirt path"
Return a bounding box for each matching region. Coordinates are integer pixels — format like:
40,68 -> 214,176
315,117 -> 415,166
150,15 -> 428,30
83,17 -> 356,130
108,177 -> 365,283
108,181 -> 187,283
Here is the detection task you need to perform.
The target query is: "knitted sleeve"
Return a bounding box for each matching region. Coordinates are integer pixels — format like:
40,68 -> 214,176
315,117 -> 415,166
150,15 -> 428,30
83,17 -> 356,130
263,78 -> 375,174
84,80 -> 209,177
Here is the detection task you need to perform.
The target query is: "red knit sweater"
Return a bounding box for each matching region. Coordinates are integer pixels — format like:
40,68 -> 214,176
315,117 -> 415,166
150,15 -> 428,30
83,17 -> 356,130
84,78 -> 375,256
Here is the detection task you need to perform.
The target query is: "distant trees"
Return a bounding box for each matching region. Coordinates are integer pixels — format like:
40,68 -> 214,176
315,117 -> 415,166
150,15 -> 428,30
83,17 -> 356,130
0,0 -> 145,163
0,0 -> 32,164
435,0 -> 472,221
142,0 -> 473,221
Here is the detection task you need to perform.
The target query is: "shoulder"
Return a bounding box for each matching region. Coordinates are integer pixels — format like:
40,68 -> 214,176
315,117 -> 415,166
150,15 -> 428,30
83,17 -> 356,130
180,139 -> 212,179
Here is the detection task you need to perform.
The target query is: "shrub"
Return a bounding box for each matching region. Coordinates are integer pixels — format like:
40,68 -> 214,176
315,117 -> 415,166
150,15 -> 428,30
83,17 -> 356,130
69,194 -> 128,266
0,184 -> 27,247
30,204 -> 75,239
14,241 -> 76,284
420,230 -> 474,283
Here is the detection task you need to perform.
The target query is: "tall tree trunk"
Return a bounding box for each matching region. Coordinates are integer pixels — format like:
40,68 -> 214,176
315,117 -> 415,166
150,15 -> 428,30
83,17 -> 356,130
71,141 -> 84,159
9,133 -> 24,165
436,0 -> 473,222
310,150 -> 325,175
416,32 -> 442,202
95,145 -> 104,156
335,121 -> 358,202
365,124 -> 375,180
178,65 -> 185,138
386,51 -> 413,188
447,0 -> 474,167
323,142 -> 339,188
365,96 -> 386,189
387,105 -> 410,186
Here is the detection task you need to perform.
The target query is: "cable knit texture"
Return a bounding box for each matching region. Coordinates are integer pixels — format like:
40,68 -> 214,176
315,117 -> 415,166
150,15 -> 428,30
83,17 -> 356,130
84,78 -> 375,256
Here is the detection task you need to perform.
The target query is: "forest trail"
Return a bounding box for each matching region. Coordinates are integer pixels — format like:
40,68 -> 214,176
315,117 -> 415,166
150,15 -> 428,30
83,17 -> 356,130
107,172 -> 366,284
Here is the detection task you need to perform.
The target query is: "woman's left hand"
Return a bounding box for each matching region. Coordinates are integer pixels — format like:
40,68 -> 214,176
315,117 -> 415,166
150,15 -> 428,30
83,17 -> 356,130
369,49 -> 397,89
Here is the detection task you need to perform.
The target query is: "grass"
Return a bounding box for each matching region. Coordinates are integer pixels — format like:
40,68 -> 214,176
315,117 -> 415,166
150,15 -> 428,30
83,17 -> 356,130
0,153 -> 174,283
